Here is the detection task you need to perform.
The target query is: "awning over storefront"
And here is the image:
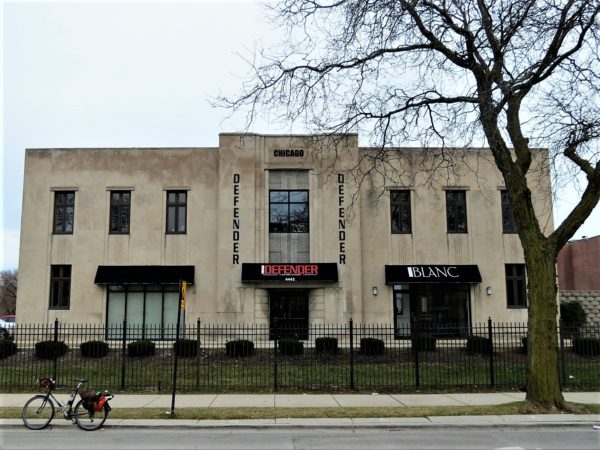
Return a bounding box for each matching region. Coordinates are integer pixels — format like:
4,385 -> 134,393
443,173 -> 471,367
242,263 -> 338,283
385,265 -> 481,284
94,266 -> 195,285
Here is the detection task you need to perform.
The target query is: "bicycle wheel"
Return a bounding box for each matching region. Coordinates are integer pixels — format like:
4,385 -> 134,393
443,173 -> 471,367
22,395 -> 55,430
73,399 -> 108,431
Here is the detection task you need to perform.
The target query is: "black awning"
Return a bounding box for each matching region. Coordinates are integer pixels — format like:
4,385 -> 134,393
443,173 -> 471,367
385,265 -> 481,284
94,266 -> 194,285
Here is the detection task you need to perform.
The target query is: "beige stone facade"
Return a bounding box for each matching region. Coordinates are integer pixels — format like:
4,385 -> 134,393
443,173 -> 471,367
17,133 -> 553,333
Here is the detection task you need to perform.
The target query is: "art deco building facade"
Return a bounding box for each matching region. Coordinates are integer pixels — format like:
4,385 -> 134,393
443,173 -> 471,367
17,133 -> 553,336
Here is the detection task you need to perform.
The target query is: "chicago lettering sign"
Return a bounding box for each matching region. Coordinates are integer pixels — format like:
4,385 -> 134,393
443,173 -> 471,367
273,149 -> 305,157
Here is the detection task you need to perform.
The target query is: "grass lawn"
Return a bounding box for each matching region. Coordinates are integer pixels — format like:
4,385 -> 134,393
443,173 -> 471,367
1,346 -> 598,393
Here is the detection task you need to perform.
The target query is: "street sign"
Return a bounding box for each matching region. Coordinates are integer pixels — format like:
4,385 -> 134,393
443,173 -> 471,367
180,281 -> 187,309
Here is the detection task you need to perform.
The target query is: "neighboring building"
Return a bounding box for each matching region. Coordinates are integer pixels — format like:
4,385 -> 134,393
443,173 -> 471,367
557,235 -> 600,328
17,133 -> 553,337
557,235 -> 600,291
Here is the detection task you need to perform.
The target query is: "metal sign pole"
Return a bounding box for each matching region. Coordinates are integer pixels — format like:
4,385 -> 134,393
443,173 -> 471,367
170,280 -> 186,415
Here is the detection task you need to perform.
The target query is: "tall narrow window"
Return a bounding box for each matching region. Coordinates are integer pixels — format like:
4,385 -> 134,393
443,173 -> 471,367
506,264 -> 527,308
269,190 -> 309,233
109,191 -> 131,234
166,191 -> 187,234
53,191 -> 75,234
446,190 -> 468,233
49,265 -> 71,309
390,190 -> 412,234
501,190 -> 518,234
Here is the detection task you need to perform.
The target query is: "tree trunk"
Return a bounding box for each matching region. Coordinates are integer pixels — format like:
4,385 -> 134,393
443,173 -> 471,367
523,237 -> 564,408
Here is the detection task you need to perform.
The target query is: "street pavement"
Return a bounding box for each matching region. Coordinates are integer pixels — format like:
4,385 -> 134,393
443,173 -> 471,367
2,391 -> 599,429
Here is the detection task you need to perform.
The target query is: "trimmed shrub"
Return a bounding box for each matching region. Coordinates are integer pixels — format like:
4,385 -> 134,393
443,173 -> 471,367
466,336 -> 493,355
412,334 -> 436,352
80,340 -> 109,358
278,338 -> 304,356
174,339 -> 199,358
225,339 -> 254,357
521,336 -> 528,353
360,337 -> 385,356
0,340 -> 17,359
572,337 -> 600,356
127,340 -> 155,357
35,340 -> 68,359
315,337 -> 338,355
560,301 -> 587,328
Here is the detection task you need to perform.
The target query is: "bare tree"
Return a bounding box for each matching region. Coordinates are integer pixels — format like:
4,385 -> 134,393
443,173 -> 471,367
0,270 -> 18,316
222,0 -> 600,409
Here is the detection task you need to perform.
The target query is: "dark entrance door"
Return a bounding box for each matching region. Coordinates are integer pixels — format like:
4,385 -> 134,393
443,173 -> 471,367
269,289 -> 309,339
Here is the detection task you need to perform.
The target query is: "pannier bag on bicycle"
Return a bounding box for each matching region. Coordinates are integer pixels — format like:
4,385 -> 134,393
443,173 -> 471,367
94,394 -> 107,412
80,390 -> 110,413
80,391 -> 97,412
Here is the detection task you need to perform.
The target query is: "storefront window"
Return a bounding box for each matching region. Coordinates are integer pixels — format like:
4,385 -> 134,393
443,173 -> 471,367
409,284 -> 470,335
106,284 -> 181,339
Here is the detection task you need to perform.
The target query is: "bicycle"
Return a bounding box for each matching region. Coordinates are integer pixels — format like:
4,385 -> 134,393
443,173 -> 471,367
22,378 -> 114,431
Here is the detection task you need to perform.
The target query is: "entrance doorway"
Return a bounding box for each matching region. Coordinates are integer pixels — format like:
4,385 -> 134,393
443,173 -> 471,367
269,289 -> 309,339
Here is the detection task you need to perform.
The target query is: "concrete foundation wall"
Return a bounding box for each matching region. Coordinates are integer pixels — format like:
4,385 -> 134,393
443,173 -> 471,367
560,291 -> 600,327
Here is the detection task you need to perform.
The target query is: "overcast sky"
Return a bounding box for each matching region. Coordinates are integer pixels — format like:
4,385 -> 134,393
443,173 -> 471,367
2,1 -> 599,271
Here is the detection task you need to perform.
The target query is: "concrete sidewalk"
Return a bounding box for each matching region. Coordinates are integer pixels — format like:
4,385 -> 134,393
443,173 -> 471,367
3,392 -> 599,429
2,391 -> 599,409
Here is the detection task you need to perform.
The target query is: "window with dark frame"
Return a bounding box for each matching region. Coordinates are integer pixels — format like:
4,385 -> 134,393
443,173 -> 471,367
393,284 -> 410,338
269,190 -> 309,233
501,190 -> 518,234
390,190 -> 412,234
106,284 -> 180,340
53,191 -> 75,234
446,190 -> 468,233
109,191 -> 131,234
166,191 -> 187,234
506,264 -> 527,308
49,265 -> 71,309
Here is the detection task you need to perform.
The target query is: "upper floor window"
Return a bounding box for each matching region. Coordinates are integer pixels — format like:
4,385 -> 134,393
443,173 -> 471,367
506,264 -> 527,308
501,190 -> 518,234
49,265 -> 71,309
269,190 -> 309,233
446,190 -> 467,233
53,191 -> 75,234
109,191 -> 131,234
166,191 -> 187,234
390,190 -> 412,234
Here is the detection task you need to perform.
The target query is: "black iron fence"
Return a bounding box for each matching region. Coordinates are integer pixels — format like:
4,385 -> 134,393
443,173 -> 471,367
0,319 -> 598,392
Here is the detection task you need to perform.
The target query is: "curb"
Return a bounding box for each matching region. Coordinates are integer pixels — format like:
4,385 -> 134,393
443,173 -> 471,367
4,416 -> 599,430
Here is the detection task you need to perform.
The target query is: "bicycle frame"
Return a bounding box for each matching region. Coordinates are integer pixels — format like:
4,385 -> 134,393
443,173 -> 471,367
40,379 -> 86,420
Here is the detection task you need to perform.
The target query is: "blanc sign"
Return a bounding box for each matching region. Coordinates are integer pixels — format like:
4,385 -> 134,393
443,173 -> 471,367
385,265 -> 482,283
242,263 -> 338,282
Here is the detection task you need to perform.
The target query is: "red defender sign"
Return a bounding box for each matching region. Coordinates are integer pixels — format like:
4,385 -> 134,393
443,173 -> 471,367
242,263 -> 338,282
